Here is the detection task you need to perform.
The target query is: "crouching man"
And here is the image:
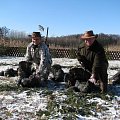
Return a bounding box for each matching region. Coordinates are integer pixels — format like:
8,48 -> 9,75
76,30 -> 108,93
17,32 -> 52,87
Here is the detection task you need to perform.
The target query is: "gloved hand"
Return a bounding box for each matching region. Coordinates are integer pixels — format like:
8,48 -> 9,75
88,74 -> 97,85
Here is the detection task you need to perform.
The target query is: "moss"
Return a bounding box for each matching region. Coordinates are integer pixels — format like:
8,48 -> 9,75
36,109 -> 50,117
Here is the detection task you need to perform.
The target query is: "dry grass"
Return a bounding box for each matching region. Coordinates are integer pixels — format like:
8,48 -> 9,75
0,39 -> 29,47
105,45 -> 120,51
1,39 -> 120,51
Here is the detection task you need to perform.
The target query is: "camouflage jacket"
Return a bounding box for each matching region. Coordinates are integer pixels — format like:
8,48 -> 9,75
25,42 -> 52,74
77,40 -> 108,74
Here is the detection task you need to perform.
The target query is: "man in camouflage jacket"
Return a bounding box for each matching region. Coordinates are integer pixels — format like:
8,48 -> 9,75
24,32 -> 52,86
77,30 -> 108,93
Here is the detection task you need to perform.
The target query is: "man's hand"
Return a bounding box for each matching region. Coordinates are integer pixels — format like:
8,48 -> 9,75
35,72 -> 41,79
28,72 -> 41,82
29,72 -> 40,79
88,74 -> 97,85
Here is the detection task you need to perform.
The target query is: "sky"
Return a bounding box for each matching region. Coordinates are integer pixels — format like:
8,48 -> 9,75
0,0 -> 120,37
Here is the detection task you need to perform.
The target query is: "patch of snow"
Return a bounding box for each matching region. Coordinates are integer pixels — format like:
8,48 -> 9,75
0,57 -> 120,119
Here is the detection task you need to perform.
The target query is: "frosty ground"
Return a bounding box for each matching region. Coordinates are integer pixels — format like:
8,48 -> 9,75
0,57 -> 120,120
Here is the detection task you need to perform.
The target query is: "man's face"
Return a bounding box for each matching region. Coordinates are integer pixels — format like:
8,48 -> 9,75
84,38 -> 95,46
32,35 -> 41,45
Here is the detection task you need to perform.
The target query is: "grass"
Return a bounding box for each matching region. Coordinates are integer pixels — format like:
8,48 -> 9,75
0,78 -> 117,120
36,89 -> 115,119
0,82 -> 38,93
105,44 -> 120,51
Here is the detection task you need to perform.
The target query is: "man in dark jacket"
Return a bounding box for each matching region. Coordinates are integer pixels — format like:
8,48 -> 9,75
77,30 -> 108,93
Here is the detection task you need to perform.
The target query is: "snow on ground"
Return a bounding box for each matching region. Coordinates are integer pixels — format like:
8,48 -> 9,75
0,57 -> 120,120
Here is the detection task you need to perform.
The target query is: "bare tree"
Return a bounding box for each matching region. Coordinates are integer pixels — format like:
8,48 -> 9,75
0,26 -> 10,38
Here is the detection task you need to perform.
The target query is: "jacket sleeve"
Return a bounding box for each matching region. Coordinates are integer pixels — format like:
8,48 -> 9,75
77,46 -> 83,62
25,45 -> 32,62
77,46 -> 89,68
38,45 -> 51,73
92,51 -> 108,74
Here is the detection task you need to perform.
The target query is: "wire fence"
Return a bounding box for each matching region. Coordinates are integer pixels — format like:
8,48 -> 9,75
0,47 -> 120,60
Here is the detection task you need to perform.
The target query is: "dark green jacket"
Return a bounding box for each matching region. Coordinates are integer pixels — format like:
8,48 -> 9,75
77,40 -> 108,74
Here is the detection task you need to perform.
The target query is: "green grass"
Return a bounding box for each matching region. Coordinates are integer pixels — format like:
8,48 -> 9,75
36,89 -> 115,119
0,81 -> 116,120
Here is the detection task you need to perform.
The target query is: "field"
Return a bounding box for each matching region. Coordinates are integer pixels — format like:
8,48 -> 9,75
0,57 -> 120,120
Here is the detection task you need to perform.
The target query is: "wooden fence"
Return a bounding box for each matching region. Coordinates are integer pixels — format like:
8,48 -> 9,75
0,47 -> 120,60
